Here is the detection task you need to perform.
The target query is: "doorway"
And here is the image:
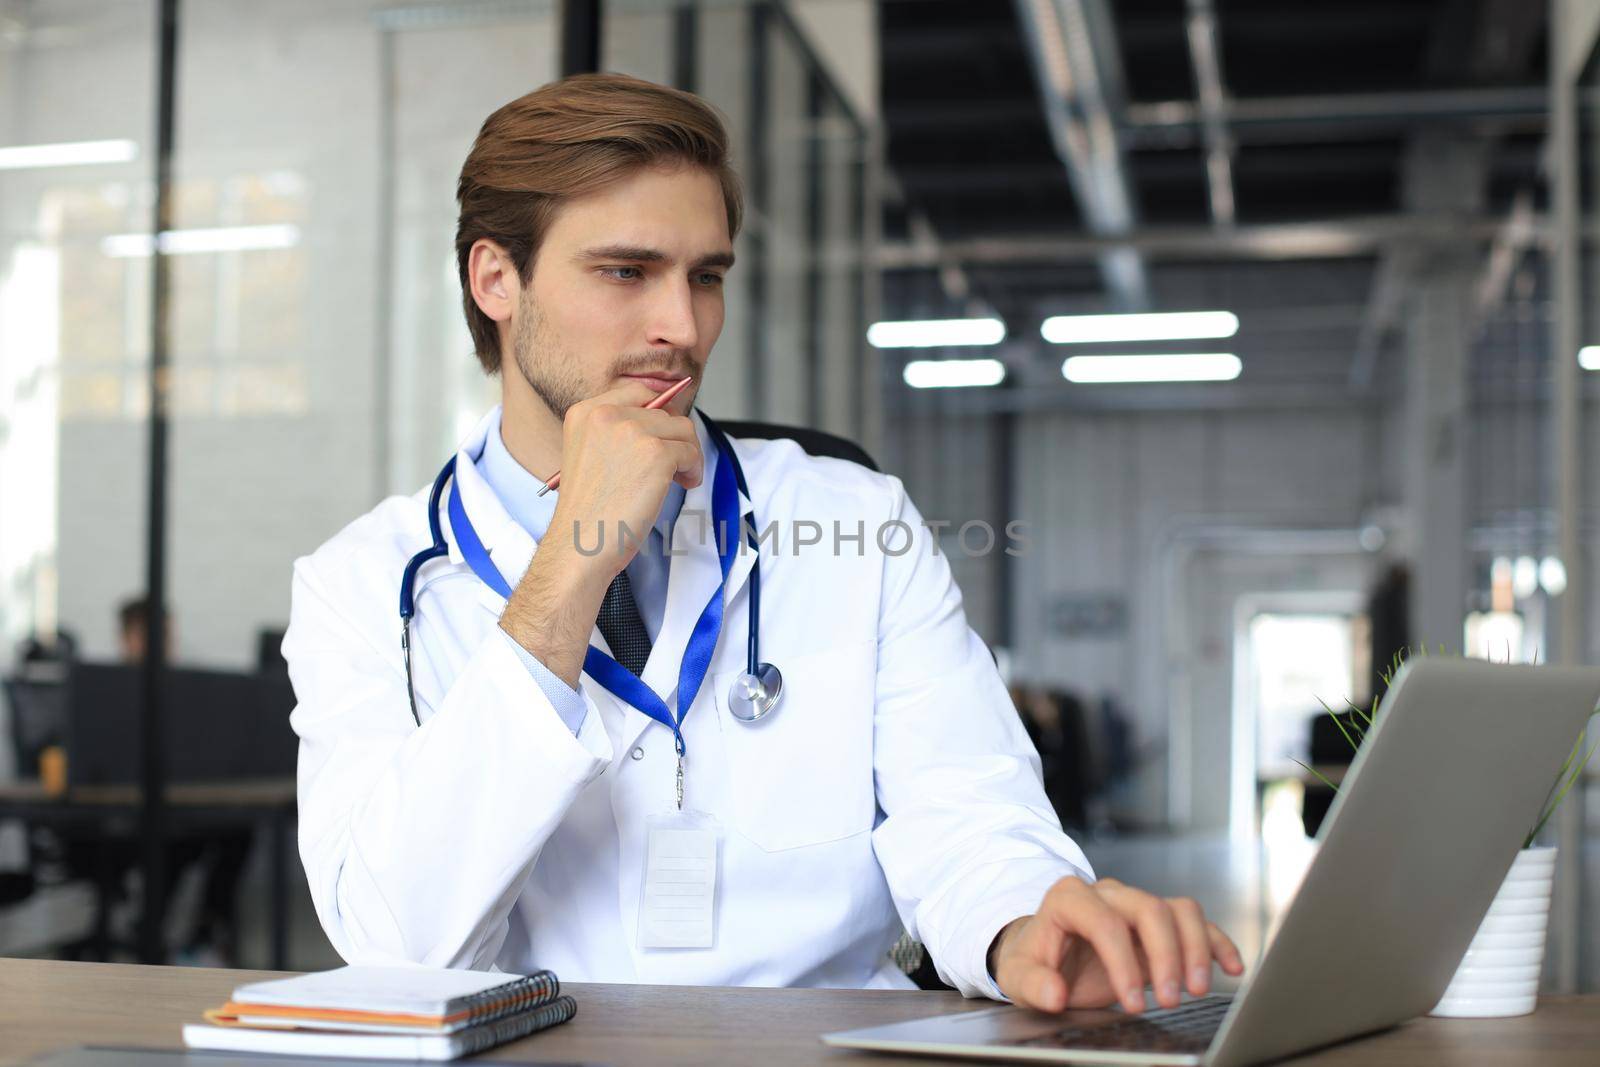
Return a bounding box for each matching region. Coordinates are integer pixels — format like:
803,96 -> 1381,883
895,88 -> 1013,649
1230,596 -> 1365,844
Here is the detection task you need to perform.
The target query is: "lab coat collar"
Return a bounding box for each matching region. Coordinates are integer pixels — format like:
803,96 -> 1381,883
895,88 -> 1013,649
446,408 -> 535,584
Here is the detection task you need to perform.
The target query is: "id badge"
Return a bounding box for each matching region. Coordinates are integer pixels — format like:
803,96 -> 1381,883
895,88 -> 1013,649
638,810 -> 720,949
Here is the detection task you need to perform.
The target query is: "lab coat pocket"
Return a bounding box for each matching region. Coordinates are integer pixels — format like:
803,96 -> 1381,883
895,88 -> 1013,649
714,639 -> 876,852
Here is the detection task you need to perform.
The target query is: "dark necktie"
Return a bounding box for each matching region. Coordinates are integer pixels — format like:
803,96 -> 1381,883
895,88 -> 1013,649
596,570 -> 652,677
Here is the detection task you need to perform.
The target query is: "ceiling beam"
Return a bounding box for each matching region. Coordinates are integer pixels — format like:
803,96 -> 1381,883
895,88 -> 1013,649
1184,0 -> 1235,226
878,213 -> 1527,269
900,144 -> 1457,193
881,172 -> 975,308
1347,0 -> 1543,390
1123,85 -> 1546,148
883,87 -> 1546,142
1013,0 -> 1149,309
1473,187 -> 1538,319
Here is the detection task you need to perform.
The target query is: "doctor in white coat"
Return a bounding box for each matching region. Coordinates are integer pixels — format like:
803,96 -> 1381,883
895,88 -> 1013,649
285,73 -> 1242,1015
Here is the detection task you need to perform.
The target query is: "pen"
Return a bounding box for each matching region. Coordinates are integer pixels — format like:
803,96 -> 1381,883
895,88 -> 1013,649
537,375 -> 693,497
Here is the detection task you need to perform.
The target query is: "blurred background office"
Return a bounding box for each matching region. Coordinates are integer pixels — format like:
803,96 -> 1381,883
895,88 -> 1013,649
2,0 -> 1599,995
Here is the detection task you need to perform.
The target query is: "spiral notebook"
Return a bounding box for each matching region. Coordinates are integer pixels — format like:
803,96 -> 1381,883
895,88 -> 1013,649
182,965 -> 575,1060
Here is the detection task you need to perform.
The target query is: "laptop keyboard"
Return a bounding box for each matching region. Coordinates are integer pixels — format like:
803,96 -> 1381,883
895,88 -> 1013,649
1010,995 -> 1233,1055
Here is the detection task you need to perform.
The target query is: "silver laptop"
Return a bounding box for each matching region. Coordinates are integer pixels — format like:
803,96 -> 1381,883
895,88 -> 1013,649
824,659 -> 1600,1066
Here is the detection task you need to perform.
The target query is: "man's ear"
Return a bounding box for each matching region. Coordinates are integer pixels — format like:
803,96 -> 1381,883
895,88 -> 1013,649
467,239 -> 519,324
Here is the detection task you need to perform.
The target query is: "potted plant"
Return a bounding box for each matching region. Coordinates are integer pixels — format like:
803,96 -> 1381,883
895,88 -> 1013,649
1300,651 -> 1595,1018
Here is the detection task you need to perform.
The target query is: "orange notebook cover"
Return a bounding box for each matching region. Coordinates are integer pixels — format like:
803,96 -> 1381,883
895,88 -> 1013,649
212,965 -> 560,1035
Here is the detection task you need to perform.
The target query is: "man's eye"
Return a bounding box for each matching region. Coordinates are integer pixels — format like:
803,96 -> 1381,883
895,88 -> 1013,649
602,266 -> 642,281
695,272 -> 725,287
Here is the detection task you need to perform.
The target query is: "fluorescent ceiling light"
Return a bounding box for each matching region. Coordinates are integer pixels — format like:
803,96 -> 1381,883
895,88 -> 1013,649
868,318 -> 1005,348
1579,345 -> 1600,370
0,139 -> 138,170
1062,353 -> 1242,384
101,224 -> 300,257
903,358 -> 1006,389
1041,310 -> 1239,344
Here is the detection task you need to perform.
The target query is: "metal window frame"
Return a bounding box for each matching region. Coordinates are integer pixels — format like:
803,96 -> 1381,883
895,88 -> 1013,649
735,2 -> 872,428
1550,0 -> 1599,995
743,3 -> 770,419
137,0 -> 181,967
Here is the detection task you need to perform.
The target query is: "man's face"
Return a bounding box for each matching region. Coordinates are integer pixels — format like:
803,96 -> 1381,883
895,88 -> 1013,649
509,164 -> 733,418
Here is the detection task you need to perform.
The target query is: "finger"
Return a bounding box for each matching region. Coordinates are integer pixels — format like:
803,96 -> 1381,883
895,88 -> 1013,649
996,957 -> 1069,1014
575,379 -> 664,420
654,437 -> 704,490
563,387 -> 653,440
1039,879 -> 1145,1013
1167,898 -> 1213,997
1207,923 -> 1245,976
1103,886 -> 1183,1009
629,407 -> 701,443
1025,908 -> 1068,974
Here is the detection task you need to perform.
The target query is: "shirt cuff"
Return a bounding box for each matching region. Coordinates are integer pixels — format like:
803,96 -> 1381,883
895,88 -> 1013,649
501,630 -> 588,735
981,967 -> 1008,1002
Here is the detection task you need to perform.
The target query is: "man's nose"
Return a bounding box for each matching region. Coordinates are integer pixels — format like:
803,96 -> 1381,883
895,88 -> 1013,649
647,277 -> 699,352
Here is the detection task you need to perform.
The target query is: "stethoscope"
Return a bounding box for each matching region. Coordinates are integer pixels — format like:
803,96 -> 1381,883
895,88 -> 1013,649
398,412 -> 783,728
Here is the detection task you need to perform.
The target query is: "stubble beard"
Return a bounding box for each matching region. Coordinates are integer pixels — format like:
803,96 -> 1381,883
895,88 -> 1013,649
511,292 -> 705,418
512,295 -> 589,422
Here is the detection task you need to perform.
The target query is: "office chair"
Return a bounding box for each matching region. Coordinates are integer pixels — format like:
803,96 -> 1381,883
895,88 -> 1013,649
708,418 -> 879,472
0,678 -> 43,905
256,628 -> 289,675
4,675 -> 68,781
1,675 -> 70,912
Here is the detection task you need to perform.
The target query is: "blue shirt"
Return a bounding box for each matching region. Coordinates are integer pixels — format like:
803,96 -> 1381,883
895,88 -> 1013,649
478,408 -> 689,734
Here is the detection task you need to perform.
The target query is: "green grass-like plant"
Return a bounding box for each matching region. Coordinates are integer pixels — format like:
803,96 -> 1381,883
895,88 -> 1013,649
1295,647 -> 1597,849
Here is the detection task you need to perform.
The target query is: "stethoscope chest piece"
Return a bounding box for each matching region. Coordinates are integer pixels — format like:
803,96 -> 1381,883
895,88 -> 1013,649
728,662 -> 783,723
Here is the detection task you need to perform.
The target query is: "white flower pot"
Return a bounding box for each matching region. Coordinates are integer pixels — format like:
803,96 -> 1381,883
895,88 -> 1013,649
1429,845 -> 1556,1018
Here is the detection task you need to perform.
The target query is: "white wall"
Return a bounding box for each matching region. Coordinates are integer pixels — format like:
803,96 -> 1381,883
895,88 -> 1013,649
892,391 -> 1600,831
1011,406 -> 1393,830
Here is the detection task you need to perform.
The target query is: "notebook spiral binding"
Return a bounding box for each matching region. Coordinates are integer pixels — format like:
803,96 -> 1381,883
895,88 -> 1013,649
459,995 -> 577,1054
461,969 -> 561,1027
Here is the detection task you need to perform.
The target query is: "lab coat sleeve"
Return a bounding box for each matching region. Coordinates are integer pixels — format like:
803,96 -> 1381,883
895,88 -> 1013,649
285,549 -> 614,970
868,479 -> 1095,999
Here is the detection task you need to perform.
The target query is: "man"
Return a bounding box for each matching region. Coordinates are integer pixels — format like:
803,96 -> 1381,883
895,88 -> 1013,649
117,597 -> 171,664
285,73 -> 1242,1013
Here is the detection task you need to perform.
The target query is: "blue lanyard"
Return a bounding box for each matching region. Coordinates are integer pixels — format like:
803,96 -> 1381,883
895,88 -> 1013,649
447,438 -> 739,756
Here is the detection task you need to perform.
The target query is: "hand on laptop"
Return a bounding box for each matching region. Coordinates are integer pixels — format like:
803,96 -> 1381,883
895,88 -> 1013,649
988,875 -> 1244,1014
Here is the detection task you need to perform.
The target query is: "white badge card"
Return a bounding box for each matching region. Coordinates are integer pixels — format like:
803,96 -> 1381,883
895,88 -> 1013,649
638,810 -> 720,949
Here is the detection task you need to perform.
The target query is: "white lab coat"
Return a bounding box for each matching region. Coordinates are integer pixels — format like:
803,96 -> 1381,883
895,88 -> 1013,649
285,408 -> 1092,997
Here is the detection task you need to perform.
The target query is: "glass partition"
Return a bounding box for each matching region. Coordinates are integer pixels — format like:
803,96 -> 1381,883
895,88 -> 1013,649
0,2 -> 156,672
0,0 -> 559,968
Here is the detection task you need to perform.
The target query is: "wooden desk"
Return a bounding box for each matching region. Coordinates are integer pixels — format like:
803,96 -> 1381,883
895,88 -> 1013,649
2,958 -> 1598,1066
0,780 -> 298,809
0,780 -> 296,968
